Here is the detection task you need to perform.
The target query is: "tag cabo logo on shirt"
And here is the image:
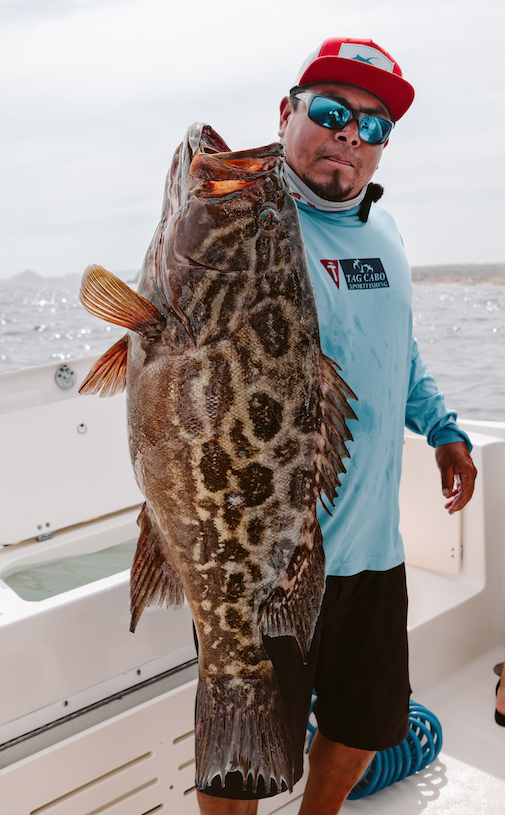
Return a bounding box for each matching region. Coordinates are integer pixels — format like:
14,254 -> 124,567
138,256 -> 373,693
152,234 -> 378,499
320,259 -> 340,287
340,258 -> 389,290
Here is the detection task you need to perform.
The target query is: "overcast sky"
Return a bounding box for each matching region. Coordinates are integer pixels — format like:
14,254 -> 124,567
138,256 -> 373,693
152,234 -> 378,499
1,0 -> 504,279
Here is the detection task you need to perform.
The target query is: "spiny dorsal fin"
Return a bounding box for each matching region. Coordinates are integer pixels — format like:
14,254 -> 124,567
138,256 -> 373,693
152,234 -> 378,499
79,334 -> 129,397
130,504 -> 185,632
316,353 -> 358,512
80,265 -> 165,339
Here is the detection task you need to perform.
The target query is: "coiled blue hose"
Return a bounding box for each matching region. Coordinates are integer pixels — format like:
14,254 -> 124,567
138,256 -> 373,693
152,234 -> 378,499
306,699 -> 443,799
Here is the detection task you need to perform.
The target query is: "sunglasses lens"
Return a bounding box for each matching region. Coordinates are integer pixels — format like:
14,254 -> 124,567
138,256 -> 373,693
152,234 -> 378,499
308,97 -> 351,130
359,116 -> 392,145
304,95 -> 392,145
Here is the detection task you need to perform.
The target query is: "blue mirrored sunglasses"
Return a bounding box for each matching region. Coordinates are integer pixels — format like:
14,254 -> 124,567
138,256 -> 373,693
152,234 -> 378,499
293,92 -> 394,145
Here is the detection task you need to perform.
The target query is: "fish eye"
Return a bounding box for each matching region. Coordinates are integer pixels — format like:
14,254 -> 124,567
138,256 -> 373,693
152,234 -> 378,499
256,206 -> 280,230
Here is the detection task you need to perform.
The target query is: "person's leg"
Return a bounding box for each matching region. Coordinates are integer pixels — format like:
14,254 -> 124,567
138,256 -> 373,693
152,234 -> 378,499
312,566 -> 410,751
298,732 -> 375,815
197,792 -> 258,815
299,566 -> 410,813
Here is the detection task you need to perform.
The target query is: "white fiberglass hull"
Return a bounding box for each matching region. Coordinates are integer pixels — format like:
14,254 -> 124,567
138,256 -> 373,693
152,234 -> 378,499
0,357 -> 503,814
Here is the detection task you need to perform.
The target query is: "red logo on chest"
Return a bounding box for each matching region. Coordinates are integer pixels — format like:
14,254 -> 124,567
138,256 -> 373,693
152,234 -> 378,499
320,259 -> 340,288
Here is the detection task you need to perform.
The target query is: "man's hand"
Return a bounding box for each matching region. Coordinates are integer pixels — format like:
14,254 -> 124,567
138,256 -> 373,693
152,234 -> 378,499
435,442 -> 477,514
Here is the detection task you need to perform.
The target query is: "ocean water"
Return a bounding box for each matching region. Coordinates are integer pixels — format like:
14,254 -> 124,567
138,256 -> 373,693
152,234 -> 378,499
412,284 -> 505,423
0,277 -> 504,422
0,275 -> 127,374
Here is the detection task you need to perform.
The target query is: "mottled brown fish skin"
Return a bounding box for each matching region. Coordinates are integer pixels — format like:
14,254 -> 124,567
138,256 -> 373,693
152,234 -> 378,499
128,131 -> 323,792
79,123 -> 357,794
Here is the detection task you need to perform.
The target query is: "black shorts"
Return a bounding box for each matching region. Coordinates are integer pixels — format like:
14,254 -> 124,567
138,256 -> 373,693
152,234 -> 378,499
200,563 -> 411,800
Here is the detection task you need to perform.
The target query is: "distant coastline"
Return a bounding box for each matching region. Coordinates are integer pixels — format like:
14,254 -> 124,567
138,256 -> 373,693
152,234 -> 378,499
2,264 -> 505,286
411,263 -> 505,284
1,269 -> 139,286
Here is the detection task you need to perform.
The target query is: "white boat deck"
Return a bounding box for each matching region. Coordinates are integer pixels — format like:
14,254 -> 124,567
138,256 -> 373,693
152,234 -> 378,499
0,358 -> 503,814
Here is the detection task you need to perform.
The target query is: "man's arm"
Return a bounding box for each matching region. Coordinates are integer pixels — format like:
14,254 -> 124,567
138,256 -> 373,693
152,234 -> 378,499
405,338 -> 477,513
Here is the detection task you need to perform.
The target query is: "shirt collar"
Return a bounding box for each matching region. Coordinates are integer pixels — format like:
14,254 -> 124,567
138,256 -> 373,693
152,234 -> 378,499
284,164 -> 367,212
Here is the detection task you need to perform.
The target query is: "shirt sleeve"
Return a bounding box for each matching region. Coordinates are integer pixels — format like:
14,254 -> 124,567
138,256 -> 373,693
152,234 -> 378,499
405,337 -> 472,451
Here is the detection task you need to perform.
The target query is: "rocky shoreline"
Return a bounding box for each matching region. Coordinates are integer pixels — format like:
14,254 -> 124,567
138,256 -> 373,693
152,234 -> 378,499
3,264 -> 505,286
411,263 -> 505,284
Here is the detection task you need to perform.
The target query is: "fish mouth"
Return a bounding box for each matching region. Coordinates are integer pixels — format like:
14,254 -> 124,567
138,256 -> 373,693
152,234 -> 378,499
190,142 -> 285,198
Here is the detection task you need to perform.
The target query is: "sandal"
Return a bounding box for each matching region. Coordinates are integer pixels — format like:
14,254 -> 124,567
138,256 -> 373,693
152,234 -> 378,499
495,680 -> 505,727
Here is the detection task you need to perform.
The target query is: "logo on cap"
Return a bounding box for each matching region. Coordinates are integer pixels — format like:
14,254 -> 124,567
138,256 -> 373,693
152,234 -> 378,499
353,54 -> 379,65
338,43 -> 395,73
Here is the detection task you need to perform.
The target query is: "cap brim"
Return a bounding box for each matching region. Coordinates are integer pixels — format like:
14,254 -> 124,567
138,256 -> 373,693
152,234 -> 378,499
298,57 -> 415,121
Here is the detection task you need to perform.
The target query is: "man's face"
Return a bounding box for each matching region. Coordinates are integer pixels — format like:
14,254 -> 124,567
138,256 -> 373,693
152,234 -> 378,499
278,82 -> 390,202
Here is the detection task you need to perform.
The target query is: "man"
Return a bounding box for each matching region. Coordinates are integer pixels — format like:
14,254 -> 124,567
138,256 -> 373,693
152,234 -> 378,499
197,37 -> 477,815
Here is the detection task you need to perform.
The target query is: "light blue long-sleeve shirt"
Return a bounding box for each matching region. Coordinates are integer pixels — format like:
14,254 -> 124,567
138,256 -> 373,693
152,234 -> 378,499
295,199 -> 471,576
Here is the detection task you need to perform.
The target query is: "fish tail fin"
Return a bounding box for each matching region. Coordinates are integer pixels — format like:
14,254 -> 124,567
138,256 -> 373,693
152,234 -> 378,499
80,265 -> 165,338
195,665 -> 294,794
259,517 -> 325,662
316,353 -> 358,509
130,504 -> 185,632
78,334 -> 129,397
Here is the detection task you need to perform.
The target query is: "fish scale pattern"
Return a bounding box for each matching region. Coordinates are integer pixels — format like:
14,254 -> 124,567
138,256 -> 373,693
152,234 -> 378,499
79,122 -> 358,794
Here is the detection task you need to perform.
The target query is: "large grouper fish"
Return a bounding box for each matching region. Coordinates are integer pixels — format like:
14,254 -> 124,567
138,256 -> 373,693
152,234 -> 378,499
78,122 -> 357,794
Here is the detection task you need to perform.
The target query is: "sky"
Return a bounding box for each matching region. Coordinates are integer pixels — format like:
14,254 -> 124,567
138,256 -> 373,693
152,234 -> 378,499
0,0 -> 504,279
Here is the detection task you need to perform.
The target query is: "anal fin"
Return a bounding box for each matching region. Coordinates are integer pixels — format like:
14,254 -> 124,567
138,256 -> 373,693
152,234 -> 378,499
79,334 -> 129,397
259,519 -> 325,662
130,503 -> 185,632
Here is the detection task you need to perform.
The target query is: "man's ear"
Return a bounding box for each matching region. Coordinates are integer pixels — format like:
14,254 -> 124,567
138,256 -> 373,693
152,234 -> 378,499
278,96 -> 292,139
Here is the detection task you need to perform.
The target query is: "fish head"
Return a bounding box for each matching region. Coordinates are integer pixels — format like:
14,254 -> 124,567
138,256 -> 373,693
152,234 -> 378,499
137,123 -> 235,315
173,132 -> 289,273
142,123 -> 301,338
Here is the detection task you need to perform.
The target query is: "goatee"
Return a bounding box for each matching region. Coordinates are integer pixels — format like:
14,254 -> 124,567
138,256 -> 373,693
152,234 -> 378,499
301,170 -> 356,203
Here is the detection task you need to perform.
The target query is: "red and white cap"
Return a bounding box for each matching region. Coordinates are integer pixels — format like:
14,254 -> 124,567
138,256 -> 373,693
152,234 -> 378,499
292,38 -> 415,121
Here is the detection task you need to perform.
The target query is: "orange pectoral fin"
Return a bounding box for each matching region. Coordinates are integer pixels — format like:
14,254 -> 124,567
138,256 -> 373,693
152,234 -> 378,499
79,265 -> 165,339
79,334 -> 129,398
